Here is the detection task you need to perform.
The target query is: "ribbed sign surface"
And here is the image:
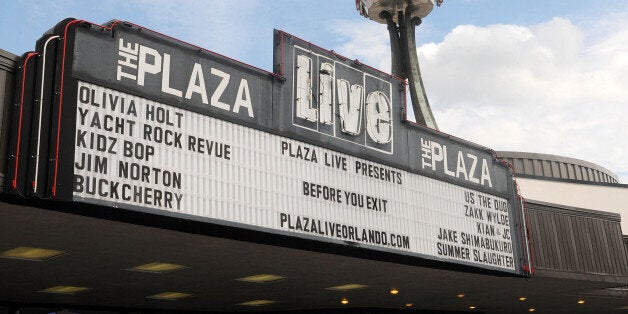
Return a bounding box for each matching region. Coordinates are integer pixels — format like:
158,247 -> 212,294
73,81 -> 516,271
6,19 -> 531,276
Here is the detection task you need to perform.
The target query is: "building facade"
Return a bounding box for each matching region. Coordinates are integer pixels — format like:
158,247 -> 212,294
0,20 -> 626,313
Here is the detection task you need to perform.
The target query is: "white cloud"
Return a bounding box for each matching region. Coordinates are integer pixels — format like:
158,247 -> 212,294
333,17 -> 628,184
424,18 -> 628,183
126,0 -> 265,65
331,20 -> 392,73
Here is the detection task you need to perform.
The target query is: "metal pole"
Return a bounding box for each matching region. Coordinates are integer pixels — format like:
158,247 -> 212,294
381,11 -> 402,78
403,14 -> 438,129
381,6 -> 438,129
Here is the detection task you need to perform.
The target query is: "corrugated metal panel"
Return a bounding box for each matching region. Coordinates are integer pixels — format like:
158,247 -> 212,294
581,166 -> 589,181
561,216 -> 577,271
575,165 -> 583,180
513,158 -> 524,174
559,162 -> 568,180
550,161 -> 560,178
541,160 -> 551,177
624,237 -> 628,264
533,159 -> 543,176
0,49 -> 18,191
523,158 -> 533,175
496,151 -> 619,184
566,163 -> 575,180
527,201 -> 628,275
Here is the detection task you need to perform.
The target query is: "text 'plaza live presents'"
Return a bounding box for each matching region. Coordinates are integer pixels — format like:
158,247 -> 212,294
9,20 -> 530,275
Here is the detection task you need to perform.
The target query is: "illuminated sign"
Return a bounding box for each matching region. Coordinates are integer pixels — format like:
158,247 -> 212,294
73,81 -> 516,270
115,38 -> 255,119
292,46 -> 393,153
5,19 -> 531,276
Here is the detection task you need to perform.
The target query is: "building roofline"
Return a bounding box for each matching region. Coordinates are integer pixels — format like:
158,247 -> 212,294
497,151 -> 619,184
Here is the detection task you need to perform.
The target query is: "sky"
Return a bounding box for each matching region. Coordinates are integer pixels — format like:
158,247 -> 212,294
1,0 -> 627,187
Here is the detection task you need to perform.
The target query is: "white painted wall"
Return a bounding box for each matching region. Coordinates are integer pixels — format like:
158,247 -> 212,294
516,177 -> 628,233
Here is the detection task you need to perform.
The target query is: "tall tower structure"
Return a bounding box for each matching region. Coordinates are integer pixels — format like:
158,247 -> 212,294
356,0 -> 439,129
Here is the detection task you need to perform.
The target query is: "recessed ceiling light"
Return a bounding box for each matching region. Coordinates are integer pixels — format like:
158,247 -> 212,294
1,247 -> 65,261
127,262 -> 187,273
128,262 -> 187,273
457,293 -> 465,298
469,306 -> 476,309
40,286 -> 91,294
326,284 -> 367,291
390,288 -> 399,295
238,299 -> 276,306
341,298 -> 349,305
528,308 -> 536,312
519,297 -> 527,301
236,274 -> 285,283
147,292 -> 192,300
577,300 -> 586,304
405,303 -> 413,307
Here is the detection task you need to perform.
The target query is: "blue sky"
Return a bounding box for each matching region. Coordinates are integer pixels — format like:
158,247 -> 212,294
2,1 -> 624,68
1,1 -> 627,183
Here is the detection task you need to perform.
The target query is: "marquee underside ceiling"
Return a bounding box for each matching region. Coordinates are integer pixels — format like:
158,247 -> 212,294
0,201 -> 626,314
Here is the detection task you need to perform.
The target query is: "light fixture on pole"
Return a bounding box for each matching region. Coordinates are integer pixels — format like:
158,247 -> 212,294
356,0 -> 441,129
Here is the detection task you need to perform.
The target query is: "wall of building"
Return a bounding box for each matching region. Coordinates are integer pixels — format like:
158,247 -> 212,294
516,178 -> 628,233
498,151 -> 619,184
0,46 -> 625,307
496,151 -> 628,278
527,201 -> 628,278
497,151 -> 628,233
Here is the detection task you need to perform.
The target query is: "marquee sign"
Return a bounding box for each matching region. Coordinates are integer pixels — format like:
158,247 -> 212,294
5,19 -> 532,276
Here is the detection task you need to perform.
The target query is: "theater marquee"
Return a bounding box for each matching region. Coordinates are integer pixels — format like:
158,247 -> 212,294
6,19 -> 532,276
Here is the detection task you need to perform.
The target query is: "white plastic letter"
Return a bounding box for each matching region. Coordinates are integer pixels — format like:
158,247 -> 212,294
233,79 -> 254,118
443,145 -> 455,177
185,63 -> 208,104
467,153 -> 480,184
337,79 -> 363,135
161,53 -> 183,97
137,45 -> 162,86
117,39 -> 138,81
481,159 -> 493,187
319,62 -> 334,125
295,55 -> 316,122
430,141 -> 443,171
456,151 -> 469,180
365,91 -> 391,144
210,68 -> 230,111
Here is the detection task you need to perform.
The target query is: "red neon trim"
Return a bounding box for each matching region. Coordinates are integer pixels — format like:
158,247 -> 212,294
522,197 -> 535,274
52,19 -> 123,197
52,20 -> 84,197
47,19 -> 534,276
54,17 -> 295,196
497,158 -> 534,276
276,30 -> 508,185
11,52 -> 39,190
275,30 -> 522,214
401,98 -> 487,158
402,82 -> 407,118
121,21 -> 280,79
402,96 -> 496,154
279,26 -> 530,275
280,32 -> 285,77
